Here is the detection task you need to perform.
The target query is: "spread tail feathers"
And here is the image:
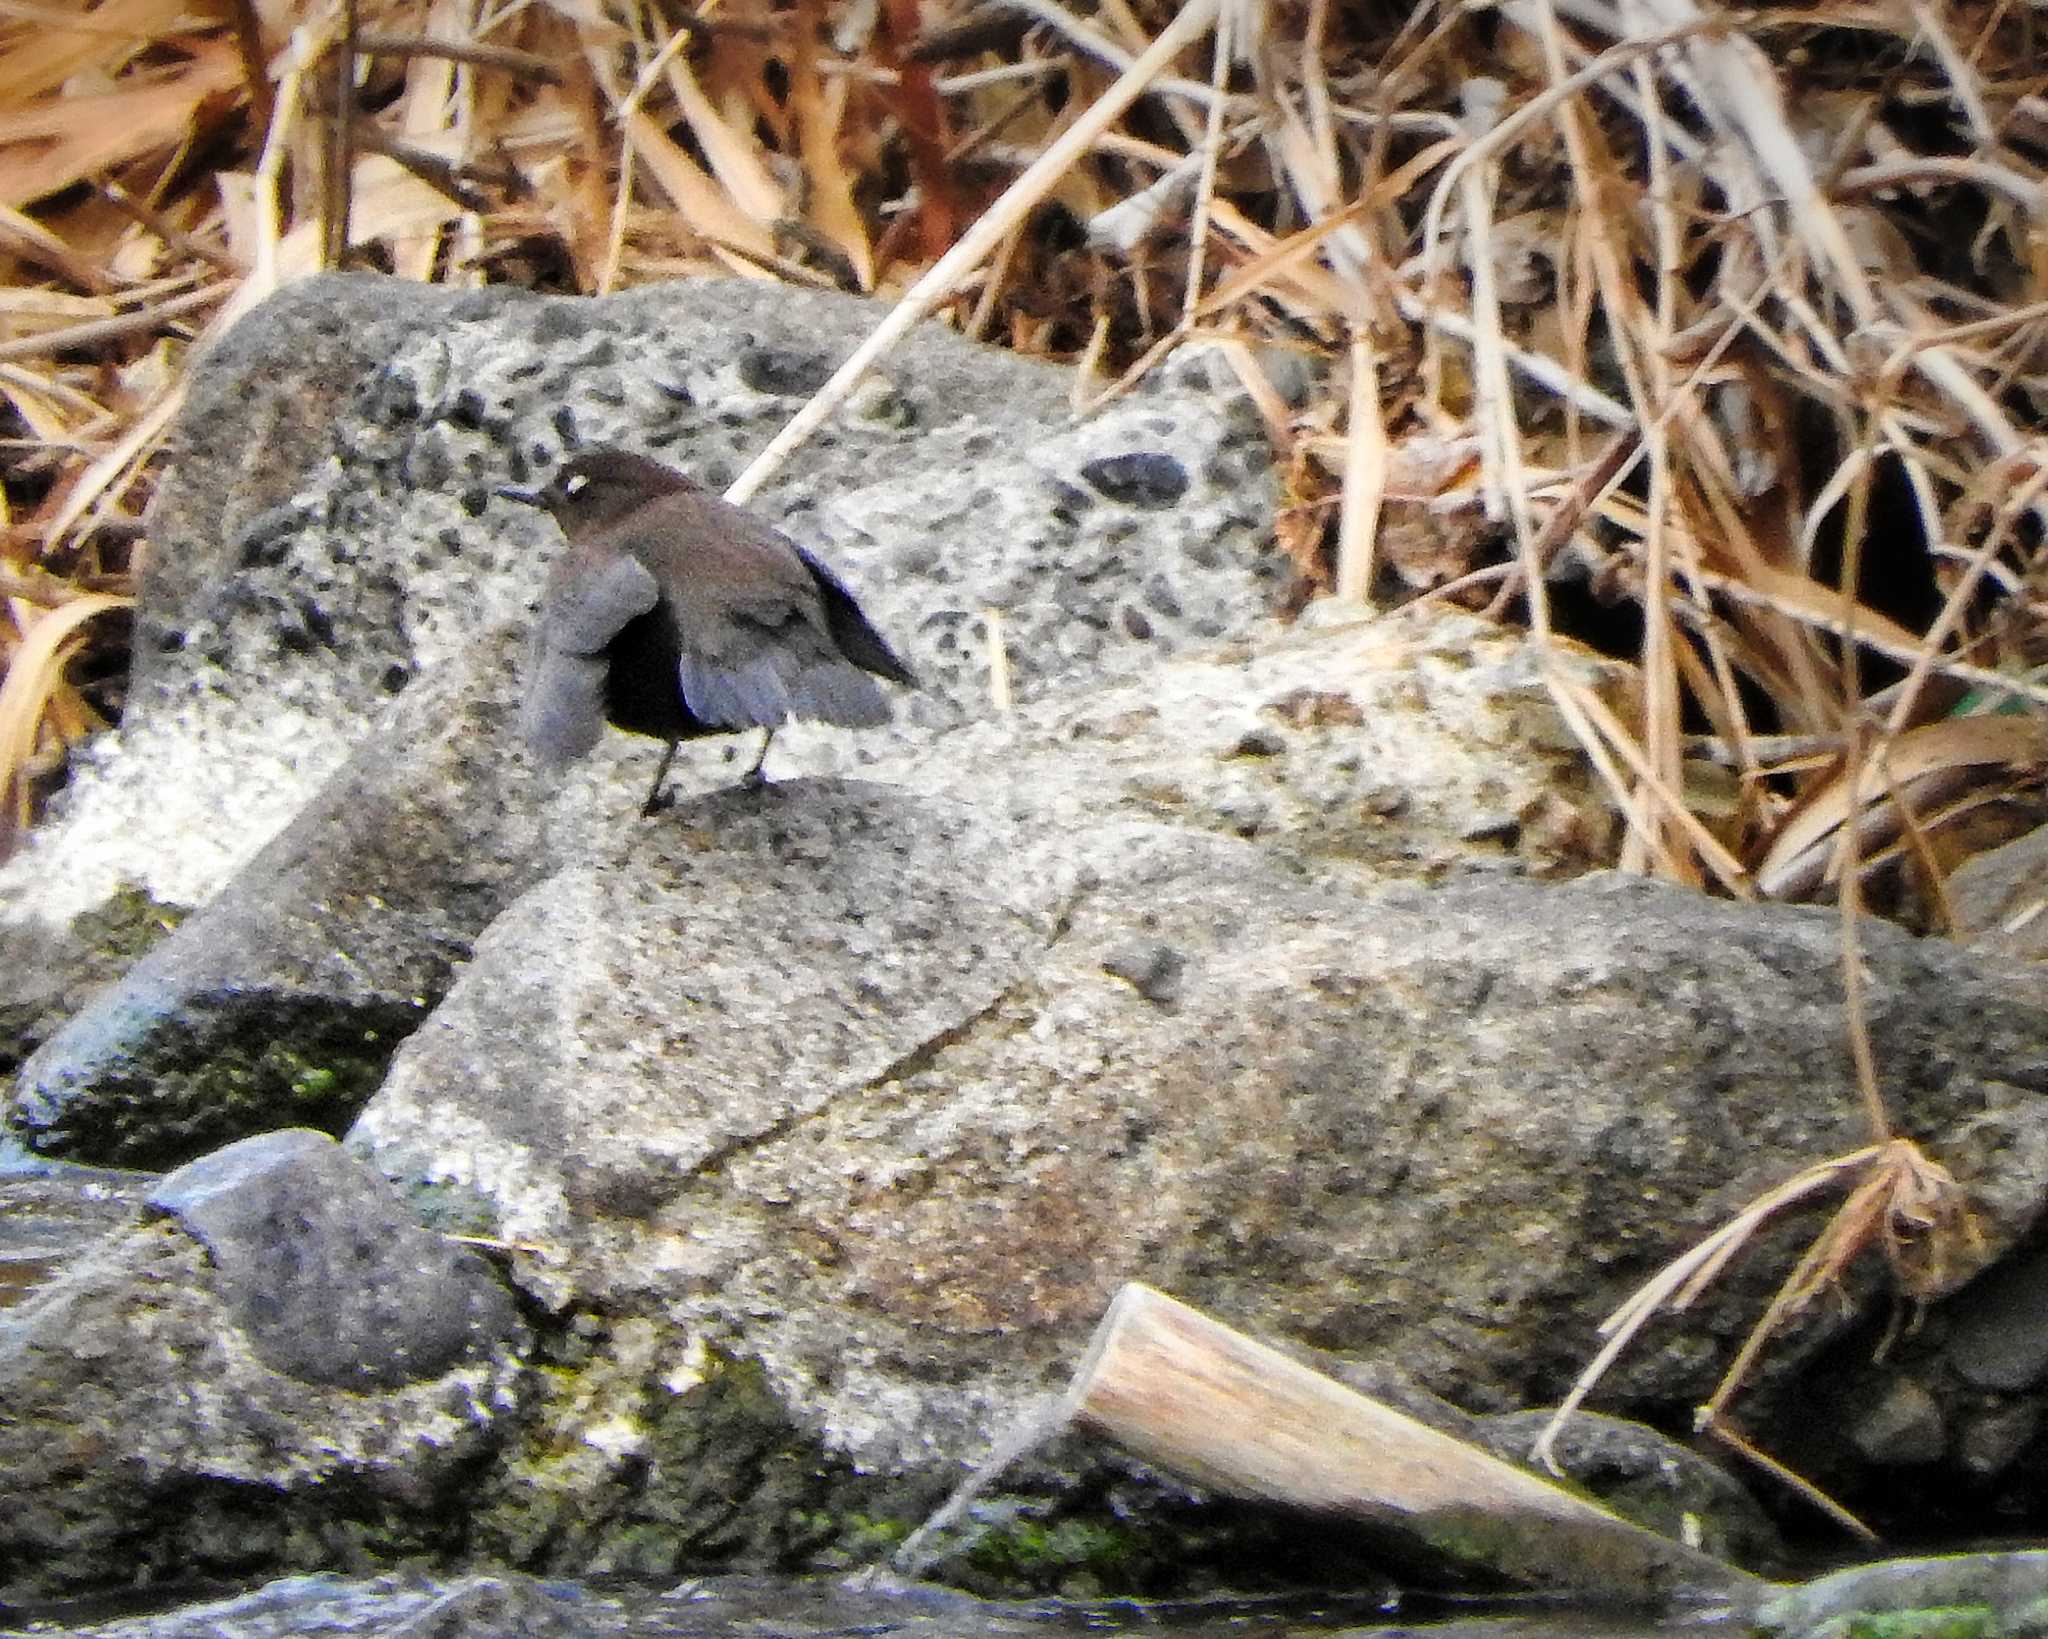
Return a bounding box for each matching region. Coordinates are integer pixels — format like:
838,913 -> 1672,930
678,652 -> 893,729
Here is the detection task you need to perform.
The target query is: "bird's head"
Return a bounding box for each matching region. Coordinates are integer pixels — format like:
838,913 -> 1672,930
497,448 -> 702,533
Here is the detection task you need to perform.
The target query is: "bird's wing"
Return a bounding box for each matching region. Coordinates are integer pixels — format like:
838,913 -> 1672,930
794,545 -> 917,687
661,534 -> 897,730
539,552 -> 660,655
520,641 -> 610,767
523,553 -> 662,765
678,645 -> 892,730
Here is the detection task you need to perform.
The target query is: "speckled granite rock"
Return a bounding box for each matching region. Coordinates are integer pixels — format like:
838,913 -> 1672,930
1,271 -> 1286,1165
0,272 -> 1283,927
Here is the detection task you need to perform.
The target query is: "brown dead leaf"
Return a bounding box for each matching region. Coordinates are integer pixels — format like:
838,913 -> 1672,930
1757,715 -> 2048,899
0,44 -> 243,210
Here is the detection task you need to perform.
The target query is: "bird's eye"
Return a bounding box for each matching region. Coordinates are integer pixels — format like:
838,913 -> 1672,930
561,472 -> 589,496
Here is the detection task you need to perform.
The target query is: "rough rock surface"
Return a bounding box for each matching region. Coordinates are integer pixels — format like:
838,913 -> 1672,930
352,773 -> 2048,1556
9,628 -> 547,1166
880,599 -> 1624,875
0,273 -> 1282,927
0,1135 -> 524,1601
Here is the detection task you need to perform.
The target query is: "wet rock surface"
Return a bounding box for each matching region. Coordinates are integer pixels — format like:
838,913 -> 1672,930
9,632 -> 547,1166
0,1152 -> 151,1310
0,888 -> 187,1085
0,1570 -> 1422,1639
1756,1549 -> 2048,1639
0,1207 -> 524,1602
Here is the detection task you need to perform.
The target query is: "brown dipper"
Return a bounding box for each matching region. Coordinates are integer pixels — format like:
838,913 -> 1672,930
501,448 -> 916,814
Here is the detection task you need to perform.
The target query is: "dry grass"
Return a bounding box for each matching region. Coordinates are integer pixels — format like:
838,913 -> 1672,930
3,0 -> 2045,889
1,0 -> 2042,1529
1533,1134 -> 1980,1538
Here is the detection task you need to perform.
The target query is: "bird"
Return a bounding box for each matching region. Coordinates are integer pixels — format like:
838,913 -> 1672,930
500,447 -> 916,815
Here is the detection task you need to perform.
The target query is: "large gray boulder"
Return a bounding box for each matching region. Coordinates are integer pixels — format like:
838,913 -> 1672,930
0,271 -> 1287,1166
352,770 -> 2048,1563
1,273 -> 1282,926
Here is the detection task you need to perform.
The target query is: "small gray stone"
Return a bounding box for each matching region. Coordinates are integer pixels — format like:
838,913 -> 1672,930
1958,1401 -> 2041,1478
1844,1374 -> 1945,1465
1222,725 -> 1287,759
1079,451 -> 1189,508
1947,1243 -> 2048,1390
1102,941 -> 1188,1006
146,1128 -> 516,1388
737,343 -> 831,396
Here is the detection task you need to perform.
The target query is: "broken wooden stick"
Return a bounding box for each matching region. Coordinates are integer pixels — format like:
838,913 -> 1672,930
1063,1283 -> 1769,1609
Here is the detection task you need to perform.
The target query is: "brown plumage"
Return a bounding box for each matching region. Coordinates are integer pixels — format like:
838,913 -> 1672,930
502,448 -> 916,814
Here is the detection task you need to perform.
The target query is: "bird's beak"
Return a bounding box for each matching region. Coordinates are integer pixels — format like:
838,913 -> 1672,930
495,483 -> 542,506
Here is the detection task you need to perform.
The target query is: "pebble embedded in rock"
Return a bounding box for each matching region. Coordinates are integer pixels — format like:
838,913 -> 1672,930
1223,725 -> 1287,759
1080,451 -> 1190,508
146,1127 -> 518,1389
1102,941 -> 1188,1006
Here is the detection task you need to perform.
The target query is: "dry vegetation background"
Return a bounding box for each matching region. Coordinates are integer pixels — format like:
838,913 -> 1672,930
3,0 -> 2047,906
0,0 -> 2044,1526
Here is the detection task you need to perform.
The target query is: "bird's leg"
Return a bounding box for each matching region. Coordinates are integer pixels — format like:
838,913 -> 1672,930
742,727 -> 777,789
640,739 -> 681,816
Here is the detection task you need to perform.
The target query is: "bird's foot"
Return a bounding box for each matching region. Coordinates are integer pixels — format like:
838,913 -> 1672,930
740,727 -> 776,790
640,741 -> 682,818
